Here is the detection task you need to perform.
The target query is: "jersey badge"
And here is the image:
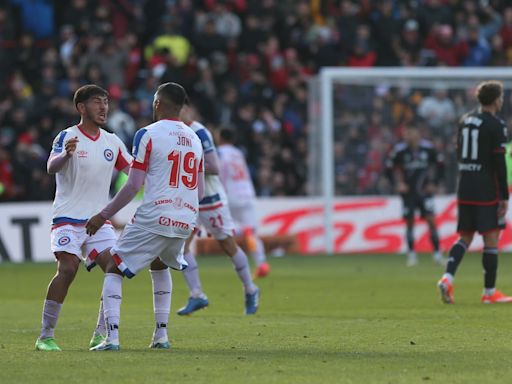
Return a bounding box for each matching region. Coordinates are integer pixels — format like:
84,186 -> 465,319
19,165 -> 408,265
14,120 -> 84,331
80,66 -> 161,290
104,149 -> 114,162
58,236 -> 71,246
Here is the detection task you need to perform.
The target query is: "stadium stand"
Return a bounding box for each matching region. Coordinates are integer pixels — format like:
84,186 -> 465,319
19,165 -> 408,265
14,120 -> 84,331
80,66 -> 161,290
1,0 -> 512,201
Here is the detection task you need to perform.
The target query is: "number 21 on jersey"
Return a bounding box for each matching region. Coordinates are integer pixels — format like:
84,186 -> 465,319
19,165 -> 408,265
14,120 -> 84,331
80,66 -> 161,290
168,150 -> 200,189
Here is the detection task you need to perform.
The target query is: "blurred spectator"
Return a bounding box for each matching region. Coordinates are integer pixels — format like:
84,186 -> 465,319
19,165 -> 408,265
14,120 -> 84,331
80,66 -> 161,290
1,0 -> 512,201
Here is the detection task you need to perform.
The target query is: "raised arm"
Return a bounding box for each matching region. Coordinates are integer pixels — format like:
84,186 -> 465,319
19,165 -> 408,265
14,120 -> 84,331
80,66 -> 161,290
47,135 -> 79,174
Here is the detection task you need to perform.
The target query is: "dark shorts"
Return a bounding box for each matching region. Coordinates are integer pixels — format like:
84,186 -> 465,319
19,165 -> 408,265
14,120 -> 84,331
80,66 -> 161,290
401,194 -> 435,219
457,203 -> 505,234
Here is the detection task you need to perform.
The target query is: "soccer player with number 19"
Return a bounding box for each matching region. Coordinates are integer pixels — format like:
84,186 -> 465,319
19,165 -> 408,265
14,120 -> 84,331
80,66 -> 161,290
438,80 -> 512,304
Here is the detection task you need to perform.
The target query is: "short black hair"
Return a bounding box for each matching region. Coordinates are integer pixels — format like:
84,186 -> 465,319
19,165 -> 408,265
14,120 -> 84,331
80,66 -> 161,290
156,82 -> 189,109
476,80 -> 503,106
219,128 -> 236,143
73,84 -> 109,109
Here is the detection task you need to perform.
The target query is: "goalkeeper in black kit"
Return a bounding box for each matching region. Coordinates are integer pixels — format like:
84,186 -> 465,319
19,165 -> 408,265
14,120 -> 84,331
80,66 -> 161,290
386,125 -> 445,267
438,80 -> 512,304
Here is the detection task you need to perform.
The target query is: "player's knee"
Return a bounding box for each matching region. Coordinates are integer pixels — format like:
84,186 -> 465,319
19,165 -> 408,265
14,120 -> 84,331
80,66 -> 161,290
57,261 -> 79,282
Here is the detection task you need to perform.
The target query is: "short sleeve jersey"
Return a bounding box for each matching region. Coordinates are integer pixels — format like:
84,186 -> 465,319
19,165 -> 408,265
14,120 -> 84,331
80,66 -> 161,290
51,125 -> 131,225
217,143 -> 256,206
457,110 -> 508,204
131,119 -> 203,237
188,121 -> 228,209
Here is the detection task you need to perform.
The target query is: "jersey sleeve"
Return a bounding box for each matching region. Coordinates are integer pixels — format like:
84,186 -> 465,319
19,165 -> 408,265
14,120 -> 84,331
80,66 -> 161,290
50,130 -> 68,155
131,128 -> 152,171
494,121 -> 508,153
195,127 -> 215,154
113,134 -> 132,171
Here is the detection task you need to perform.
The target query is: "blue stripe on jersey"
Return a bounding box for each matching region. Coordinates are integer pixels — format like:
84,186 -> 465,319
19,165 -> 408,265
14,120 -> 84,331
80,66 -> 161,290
132,128 -> 147,157
54,131 -> 68,153
195,128 -> 214,153
199,193 -> 221,205
52,217 -> 87,225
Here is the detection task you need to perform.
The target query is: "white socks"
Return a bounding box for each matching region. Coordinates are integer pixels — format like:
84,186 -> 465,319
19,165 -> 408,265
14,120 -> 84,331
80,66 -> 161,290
150,268 -> 171,341
182,251 -> 205,298
94,296 -> 106,336
231,247 -> 257,294
102,273 -> 123,344
40,299 -> 62,339
252,237 -> 267,266
442,273 -> 454,283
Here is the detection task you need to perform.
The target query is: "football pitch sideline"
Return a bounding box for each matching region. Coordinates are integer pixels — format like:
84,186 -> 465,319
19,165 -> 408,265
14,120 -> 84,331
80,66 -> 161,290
2,254 -> 512,384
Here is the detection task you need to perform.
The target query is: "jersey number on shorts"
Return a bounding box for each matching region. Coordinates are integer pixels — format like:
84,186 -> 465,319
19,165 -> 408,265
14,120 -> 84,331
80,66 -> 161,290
168,150 -> 199,189
209,214 -> 224,228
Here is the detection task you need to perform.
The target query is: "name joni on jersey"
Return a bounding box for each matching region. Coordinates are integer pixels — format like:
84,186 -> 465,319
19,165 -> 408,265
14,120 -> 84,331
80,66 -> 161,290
177,135 -> 192,147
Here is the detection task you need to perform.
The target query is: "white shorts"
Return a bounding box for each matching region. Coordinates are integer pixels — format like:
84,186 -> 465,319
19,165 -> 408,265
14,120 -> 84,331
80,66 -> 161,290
198,203 -> 236,240
110,223 -> 187,278
51,223 -> 116,269
229,201 -> 258,232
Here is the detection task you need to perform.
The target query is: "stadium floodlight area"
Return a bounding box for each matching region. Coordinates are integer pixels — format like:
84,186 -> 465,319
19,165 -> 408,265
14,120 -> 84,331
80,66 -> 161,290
309,67 -> 512,254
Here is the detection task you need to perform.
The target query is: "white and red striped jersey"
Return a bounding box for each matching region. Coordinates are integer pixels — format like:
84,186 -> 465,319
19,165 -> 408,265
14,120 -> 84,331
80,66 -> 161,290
189,121 -> 228,211
131,119 -> 203,238
217,143 -> 255,206
51,125 -> 131,227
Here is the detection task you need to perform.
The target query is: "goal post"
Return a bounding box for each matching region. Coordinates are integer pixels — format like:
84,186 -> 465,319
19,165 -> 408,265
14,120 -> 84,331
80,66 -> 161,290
316,67 -> 512,254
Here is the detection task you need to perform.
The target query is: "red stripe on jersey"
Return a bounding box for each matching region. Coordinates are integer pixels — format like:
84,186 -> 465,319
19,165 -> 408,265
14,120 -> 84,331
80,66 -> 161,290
115,148 -> 130,171
457,199 -> 498,206
199,202 -> 223,211
51,220 -> 112,231
77,124 -> 101,141
131,138 -> 152,171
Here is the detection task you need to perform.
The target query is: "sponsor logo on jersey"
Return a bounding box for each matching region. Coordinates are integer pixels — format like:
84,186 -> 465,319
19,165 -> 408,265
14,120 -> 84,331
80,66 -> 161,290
173,197 -> 183,209
159,216 -> 189,230
77,150 -> 88,158
58,236 -> 71,246
104,149 -> 114,162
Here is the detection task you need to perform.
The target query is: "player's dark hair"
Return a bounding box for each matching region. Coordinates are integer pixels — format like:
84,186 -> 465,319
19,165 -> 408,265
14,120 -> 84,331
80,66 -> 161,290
156,82 -> 189,110
219,128 -> 236,143
476,81 -> 503,106
73,84 -> 108,109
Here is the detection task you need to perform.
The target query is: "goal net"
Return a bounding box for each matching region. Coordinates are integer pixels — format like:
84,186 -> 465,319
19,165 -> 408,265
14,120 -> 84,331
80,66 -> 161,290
309,68 -> 512,253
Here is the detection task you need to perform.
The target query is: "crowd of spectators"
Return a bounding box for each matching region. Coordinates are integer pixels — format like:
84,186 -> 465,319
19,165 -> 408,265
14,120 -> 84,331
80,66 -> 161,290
1,0 -> 512,201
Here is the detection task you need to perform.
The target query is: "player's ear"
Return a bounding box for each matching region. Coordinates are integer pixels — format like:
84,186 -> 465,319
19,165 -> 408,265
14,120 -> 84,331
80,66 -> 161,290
76,102 -> 85,115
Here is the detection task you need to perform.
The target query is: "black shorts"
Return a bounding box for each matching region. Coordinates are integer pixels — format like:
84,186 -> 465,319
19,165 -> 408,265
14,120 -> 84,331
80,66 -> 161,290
457,203 -> 506,234
401,194 -> 435,219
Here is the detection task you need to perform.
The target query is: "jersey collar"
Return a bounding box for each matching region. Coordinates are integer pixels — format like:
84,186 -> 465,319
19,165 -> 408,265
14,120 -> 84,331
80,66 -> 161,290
77,124 -> 101,141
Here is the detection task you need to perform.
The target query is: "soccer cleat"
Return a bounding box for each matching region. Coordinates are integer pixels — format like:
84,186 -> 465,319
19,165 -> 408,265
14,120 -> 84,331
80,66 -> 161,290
89,333 -> 106,349
149,338 -> 171,349
406,251 -> 418,267
35,337 -> 62,351
176,296 -> 209,316
254,262 -> 270,279
245,287 -> 260,315
89,340 -> 120,351
438,277 -> 454,304
481,290 -> 512,304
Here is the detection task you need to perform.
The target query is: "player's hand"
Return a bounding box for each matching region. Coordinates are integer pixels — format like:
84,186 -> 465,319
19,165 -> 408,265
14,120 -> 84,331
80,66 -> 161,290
86,213 -> 106,236
397,182 -> 409,194
64,137 -> 79,157
498,200 -> 509,218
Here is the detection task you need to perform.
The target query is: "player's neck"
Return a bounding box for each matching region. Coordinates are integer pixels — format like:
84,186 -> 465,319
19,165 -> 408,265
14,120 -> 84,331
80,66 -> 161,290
78,119 -> 100,136
480,106 -> 497,115
157,114 -> 180,121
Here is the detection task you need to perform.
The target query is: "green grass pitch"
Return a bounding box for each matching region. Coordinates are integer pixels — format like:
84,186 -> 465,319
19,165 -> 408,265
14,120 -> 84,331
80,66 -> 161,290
1,253 -> 512,384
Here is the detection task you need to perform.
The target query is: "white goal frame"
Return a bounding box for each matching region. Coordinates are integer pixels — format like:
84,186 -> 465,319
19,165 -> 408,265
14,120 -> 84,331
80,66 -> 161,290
319,67 -> 512,254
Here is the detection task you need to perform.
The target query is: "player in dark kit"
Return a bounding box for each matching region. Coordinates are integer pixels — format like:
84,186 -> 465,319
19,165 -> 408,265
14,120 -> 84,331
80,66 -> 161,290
386,125 -> 445,266
438,80 -> 512,304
